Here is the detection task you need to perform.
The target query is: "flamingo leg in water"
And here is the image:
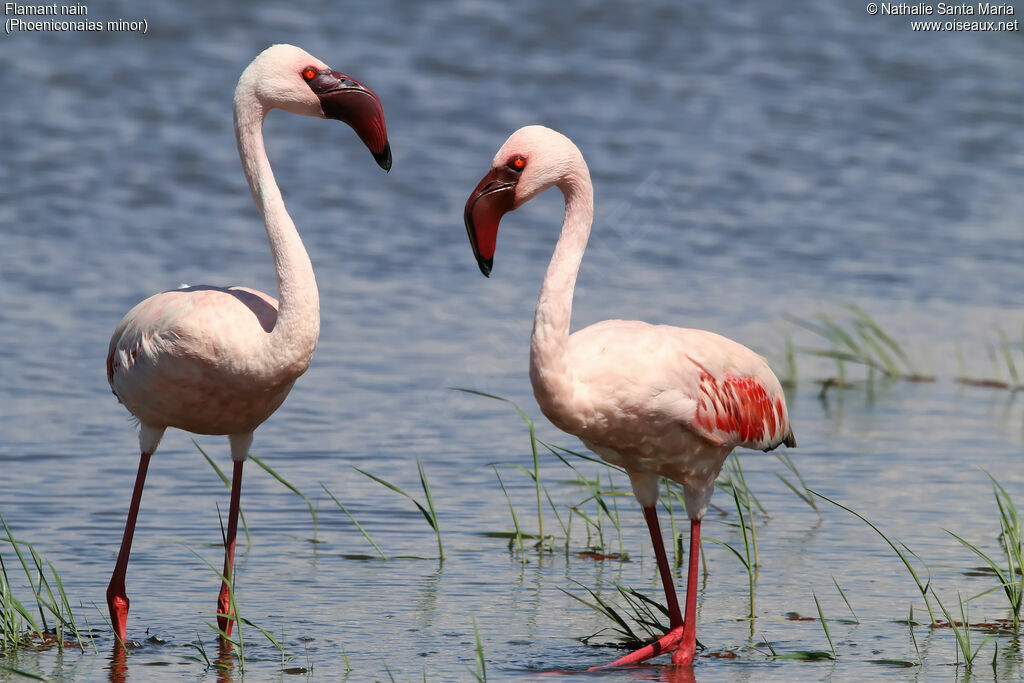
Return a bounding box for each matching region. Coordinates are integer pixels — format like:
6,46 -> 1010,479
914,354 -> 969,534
107,451 -> 153,644
217,461 -> 244,636
590,512 -> 702,669
672,517 -> 701,666
644,505 -> 683,629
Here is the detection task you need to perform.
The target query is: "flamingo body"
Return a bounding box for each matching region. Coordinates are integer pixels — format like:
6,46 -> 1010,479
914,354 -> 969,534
108,286 -> 299,437
464,125 -> 794,667
558,322 -> 792,512
104,43 -> 391,644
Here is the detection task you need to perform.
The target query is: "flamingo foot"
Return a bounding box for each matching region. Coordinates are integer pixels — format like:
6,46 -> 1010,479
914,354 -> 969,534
106,583 -> 129,644
216,583 -> 235,636
587,625 -> 685,670
670,631 -> 697,666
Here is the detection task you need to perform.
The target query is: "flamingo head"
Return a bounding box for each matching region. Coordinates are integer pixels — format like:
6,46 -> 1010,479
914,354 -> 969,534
464,125 -> 584,276
239,44 -> 391,171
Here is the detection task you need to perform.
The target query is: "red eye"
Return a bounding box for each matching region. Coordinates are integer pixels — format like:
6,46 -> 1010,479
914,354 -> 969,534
302,67 -> 318,81
508,155 -> 526,171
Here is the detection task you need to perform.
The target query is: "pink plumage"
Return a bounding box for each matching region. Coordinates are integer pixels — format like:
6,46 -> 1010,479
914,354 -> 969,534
104,44 -> 390,645
464,125 -> 794,668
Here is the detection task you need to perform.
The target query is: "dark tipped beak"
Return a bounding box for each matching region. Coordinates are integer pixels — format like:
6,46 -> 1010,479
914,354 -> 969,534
307,70 -> 390,170
478,257 -> 493,278
373,142 -> 392,172
464,167 -> 518,277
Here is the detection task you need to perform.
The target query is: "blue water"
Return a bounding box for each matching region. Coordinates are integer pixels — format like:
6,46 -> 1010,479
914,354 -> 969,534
2,1 -> 1023,680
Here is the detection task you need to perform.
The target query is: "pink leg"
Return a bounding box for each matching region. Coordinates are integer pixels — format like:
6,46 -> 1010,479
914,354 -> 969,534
590,505 -> 687,669
107,451 -> 152,644
216,460 -> 244,636
671,517 -> 701,666
644,505 -> 683,628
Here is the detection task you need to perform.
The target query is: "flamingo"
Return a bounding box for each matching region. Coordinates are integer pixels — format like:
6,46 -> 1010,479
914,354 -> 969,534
104,44 -> 391,644
463,126 -> 795,667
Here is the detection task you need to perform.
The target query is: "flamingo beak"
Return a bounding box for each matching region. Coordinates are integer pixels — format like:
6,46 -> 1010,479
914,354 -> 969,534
464,167 -> 518,277
307,70 -> 391,171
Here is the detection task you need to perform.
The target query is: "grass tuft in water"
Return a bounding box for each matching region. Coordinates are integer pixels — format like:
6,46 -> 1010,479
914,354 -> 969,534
718,454 -> 764,565
1,514 -> 86,652
354,460 -> 444,561
706,469 -> 758,621
931,590 -> 991,670
493,466 -> 525,557
453,388 -> 548,546
184,545 -> 246,672
789,303 -> 933,389
249,454 -> 320,544
321,483 -> 387,560
812,491 -> 937,624
946,470 -> 1022,632
561,580 -> 670,648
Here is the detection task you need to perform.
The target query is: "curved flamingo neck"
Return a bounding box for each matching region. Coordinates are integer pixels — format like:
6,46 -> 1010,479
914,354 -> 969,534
234,92 -> 320,373
529,162 -> 593,431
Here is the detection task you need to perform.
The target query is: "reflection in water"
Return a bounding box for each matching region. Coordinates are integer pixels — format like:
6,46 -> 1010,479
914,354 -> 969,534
215,638 -> 236,683
108,644 -> 127,683
415,567 -> 443,631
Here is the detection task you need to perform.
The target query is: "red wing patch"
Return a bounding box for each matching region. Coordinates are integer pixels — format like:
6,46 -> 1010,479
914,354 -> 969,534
693,372 -> 785,448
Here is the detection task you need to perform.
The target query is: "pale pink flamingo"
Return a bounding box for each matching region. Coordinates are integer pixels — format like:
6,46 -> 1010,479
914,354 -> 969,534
104,44 -> 391,643
463,126 -> 795,667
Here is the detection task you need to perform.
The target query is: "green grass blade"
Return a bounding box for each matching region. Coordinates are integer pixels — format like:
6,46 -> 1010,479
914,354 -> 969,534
353,467 -> 436,531
832,576 -> 859,624
320,484 -> 387,560
704,538 -> 749,571
0,515 -> 46,638
416,459 -> 444,561
559,581 -> 644,642
811,490 -> 935,623
996,328 -> 1019,385
493,467 -> 524,557
471,615 -> 486,682
250,454 -> 318,542
456,387 -> 549,545
844,303 -> 911,366
812,591 -> 837,658
541,441 -> 624,473
195,441 -> 251,547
